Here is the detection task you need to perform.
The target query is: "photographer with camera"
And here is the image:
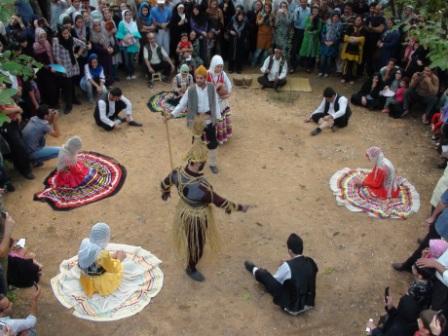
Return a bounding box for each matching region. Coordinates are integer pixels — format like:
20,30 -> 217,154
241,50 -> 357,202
22,104 -> 61,168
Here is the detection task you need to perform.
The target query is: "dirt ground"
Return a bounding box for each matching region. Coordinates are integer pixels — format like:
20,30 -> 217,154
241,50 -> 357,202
5,72 -> 442,335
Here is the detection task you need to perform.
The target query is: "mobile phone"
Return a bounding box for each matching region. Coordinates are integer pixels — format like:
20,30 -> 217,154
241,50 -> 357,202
384,287 -> 390,303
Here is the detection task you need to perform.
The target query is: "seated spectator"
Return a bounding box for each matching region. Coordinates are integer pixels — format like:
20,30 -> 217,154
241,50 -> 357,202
379,59 -> 399,86
431,104 -> 448,142
143,32 -> 175,86
384,77 -> 409,118
244,233 -> 318,315
408,264 -> 434,309
0,285 -> 40,335
8,239 -> 42,288
415,310 -> 446,336
366,294 -> 419,336
80,53 -> 107,103
189,30 -> 204,68
0,212 -> 15,294
403,66 -> 439,124
78,222 -> 125,297
94,87 -> 142,131
258,46 -> 287,91
176,32 -> 193,64
351,73 -> 385,110
0,104 -> 34,180
306,87 -> 351,136
22,105 -> 61,167
172,64 -> 193,99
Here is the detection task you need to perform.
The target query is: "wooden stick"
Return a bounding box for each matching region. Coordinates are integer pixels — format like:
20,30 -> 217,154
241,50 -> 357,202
164,115 -> 174,170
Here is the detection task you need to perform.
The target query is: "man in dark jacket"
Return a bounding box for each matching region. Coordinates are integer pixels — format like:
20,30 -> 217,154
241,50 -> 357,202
244,233 -> 318,315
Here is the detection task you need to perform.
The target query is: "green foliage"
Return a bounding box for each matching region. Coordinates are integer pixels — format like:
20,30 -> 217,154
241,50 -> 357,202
396,0 -> 448,70
0,2 -> 43,106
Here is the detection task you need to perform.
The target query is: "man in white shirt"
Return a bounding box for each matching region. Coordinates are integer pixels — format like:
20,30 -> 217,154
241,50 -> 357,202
94,87 -> 142,131
244,233 -> 318,315
167,65 -> 221,174
143,32 -> 175,86
258,47 -> 288,91
306,87 -> 351,136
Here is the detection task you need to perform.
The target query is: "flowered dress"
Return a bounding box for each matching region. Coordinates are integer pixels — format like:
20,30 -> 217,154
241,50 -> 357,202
207,71 -> 232,144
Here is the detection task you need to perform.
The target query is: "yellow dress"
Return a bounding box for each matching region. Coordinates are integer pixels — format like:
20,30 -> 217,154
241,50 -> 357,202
80,250 -> 123,297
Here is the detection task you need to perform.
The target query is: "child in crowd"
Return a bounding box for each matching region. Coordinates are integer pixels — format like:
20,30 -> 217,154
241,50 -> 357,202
383,78 -> 408,117
176,33 -> 193,63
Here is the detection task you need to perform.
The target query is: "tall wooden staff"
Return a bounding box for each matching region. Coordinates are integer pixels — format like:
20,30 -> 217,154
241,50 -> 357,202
163,112 -> 174,170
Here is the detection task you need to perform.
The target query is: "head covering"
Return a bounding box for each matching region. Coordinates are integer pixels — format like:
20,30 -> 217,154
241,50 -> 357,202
184,116 -> 208,163
366,146 -> 384,166
436,210 -> 448,240
78,223 -> 111,269
64,136 -> 82,155
122,10 -> 139,34
157,0 -> 165,4
195,65 -> 208,77
429,239 -> 448,258
138,2 -> 153,26
90,19 -> 109,47
180,64 -> 190,74
57,27 -> 76,65
33,27 -> 48,54
209,55 -> 224,74
87,53 -> 103,78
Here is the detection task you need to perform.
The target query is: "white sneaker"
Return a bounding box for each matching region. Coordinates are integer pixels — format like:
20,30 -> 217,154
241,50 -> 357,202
317,73 -> 323,77
324,74 -> 329,78
340,79 -> 346,83
131,75 -> 137,79
126,76 -> 131,80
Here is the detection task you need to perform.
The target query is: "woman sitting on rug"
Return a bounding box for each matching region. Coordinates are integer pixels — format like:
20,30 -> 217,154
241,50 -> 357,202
360,146 -> 399,200
172,64 -> 194,99
54,136 -> 90,188
78,222 -> 125,297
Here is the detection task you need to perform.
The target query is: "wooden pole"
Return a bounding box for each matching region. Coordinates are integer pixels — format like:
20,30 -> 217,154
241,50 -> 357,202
164,115 -> 174,170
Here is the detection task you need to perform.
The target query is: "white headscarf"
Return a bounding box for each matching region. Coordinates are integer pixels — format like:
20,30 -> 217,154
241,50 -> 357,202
209,55 -> 224,75
78,223 -> 111,269
57,136 -> 83,171
122,9 -> 139,34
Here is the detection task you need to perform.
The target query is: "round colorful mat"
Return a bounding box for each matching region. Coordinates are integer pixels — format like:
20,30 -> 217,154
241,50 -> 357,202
329,168 -> 420,219
34,151 -> 126,211
147,91 -> 186,118
51,243 -> 163,321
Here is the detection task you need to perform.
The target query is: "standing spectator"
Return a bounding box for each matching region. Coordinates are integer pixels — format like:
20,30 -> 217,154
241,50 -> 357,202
220,0 -> 235,59
137,2 -> 154,37
15,0 -> 35,25
403,67 -> 439,123
143,32 -> 175,86
103,8 -> 121,83
206,0 -> 224,55
151,0 -> 172,55
80,53 -> 107,103
273,2 -> 291,55
290,0 -> 310,72
52,26 -> 86,114
363,3 -> 385,76
50,0 -> 68,31
318,12 -> 342,77
299,5 -> 321,73
190,5 -> 208,64
169,4 -> 190,59
22,105 -> 61,167
116,9 -> 141,80
89,19 -> 113,85
252,3 -> 274,66
0,285 -> 41,335
246,0 -> 262,62
340,15 -> 366,84
228,11 -> 248,74
376,17 -> 400,70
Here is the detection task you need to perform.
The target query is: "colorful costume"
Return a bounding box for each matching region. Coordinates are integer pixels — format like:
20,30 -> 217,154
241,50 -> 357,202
330,146 -> 420,219
51,223 -> 163,321
78,223 -> 123,297
207,55 -> 233,144
161,119 -> 245,280
34,136 -> 126,210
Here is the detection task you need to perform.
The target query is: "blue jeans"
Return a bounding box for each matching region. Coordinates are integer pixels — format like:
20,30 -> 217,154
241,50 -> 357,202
29,146 -> 60,163
319,55 -> 334,74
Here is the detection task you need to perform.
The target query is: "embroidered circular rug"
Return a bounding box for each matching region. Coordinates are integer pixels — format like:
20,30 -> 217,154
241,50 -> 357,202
51,243 -> 164,321
146,91 -> 186,118
34,151 -> 126,211
329,168 -> 420,219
